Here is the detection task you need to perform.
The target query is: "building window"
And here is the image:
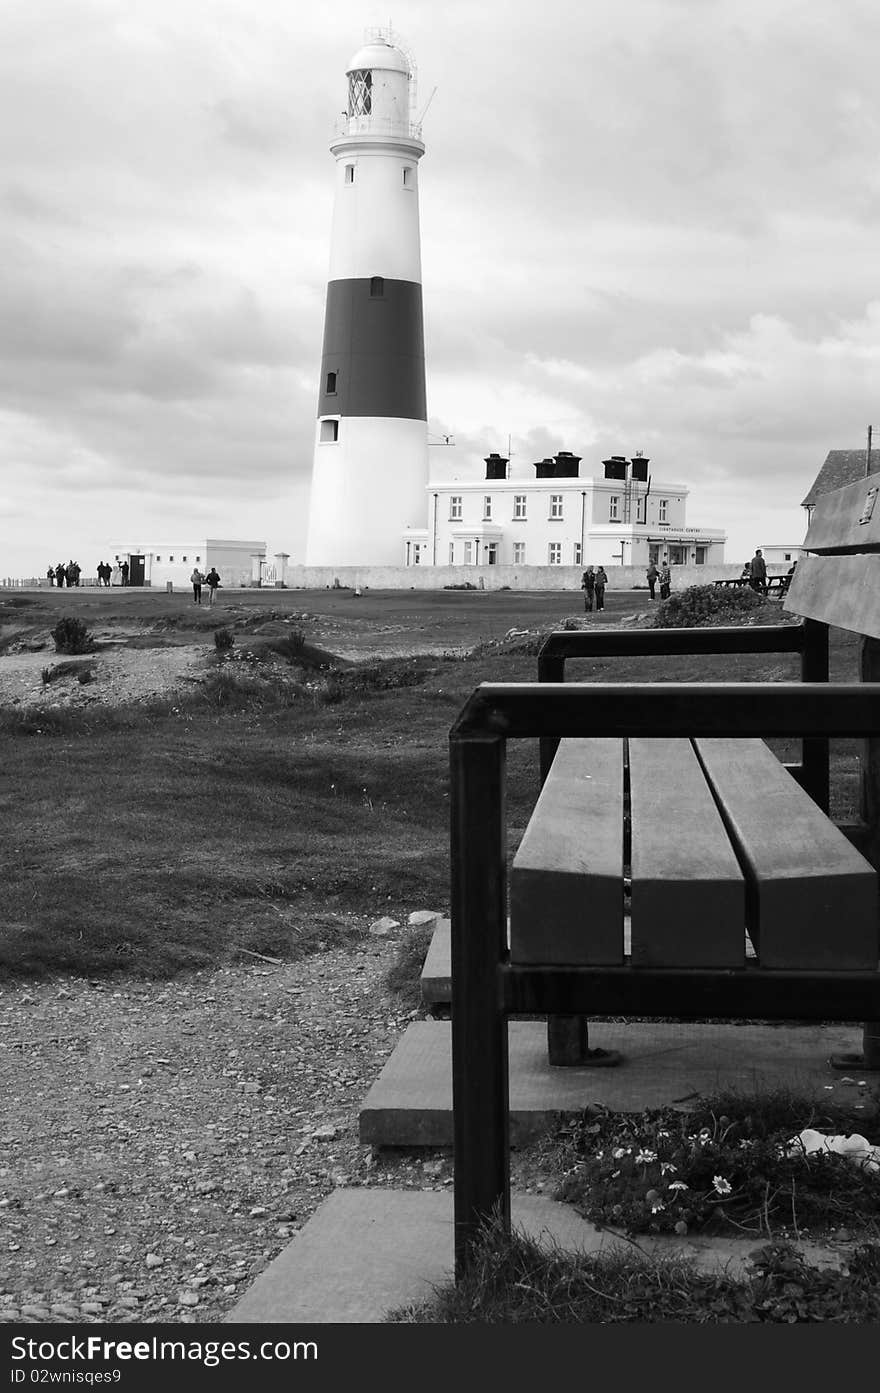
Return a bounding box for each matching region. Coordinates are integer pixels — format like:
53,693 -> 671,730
464,540 -> 473,564
326,371 -> 337,394
513,495 -> 527,519
548,542 -> 562,565
155,555 -> 161,562
483,495 -> 492,520
169,555 -> 174,562
549,494 -> 563,519
348,70 -> 372,116
695,547 -> 707,565
486,543 -> 498,565
195,556 -> 200,563
182,555 -> 187,563
345,164 -> 355,184
449,495 -> 462,520
609,495 -> 620,521
513,541 -> 526,564
659,499 -> 668,522
320,419 -> 339,442
448,542 -> 455,564
412,544 -> 421,565
636,496 -> 646,523
370,276 -> 384,297
403,167 -> 412,186
573,543 -> 582,566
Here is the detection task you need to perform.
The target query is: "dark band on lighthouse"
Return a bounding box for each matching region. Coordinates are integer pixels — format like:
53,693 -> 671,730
317,277 -> 427,420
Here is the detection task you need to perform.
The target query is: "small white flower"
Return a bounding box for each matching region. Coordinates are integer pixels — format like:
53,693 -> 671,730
712,1176 -> 732,1196
737,1139 -> 754,1149
612,1147 -> 627,1160
660,1161 -> 677,1176
650,1199 -> 665,1214
635,1149 -> 657,1165
668,1181 -> 689,1192
594,1150 -> 604,1160
657,1130 -> 670,1139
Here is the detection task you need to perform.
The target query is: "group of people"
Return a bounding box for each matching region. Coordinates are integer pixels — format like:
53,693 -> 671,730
645,560 -> 672,600
580,565 -> 609,611
96,560 -> 127,586
190,566 -> 221,605
47,560 -> 82,587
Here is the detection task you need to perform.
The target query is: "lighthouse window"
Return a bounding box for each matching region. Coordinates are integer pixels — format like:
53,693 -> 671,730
348,70 -> 372,117
320,419 -> 339,443
345,165 -> 355,184
403,167 -> 412,187
326,371 -> 337,394
370,276 -> 384,297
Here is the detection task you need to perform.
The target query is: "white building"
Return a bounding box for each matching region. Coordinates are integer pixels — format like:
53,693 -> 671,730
109,539 -> 267,589
403,452 -> 726,570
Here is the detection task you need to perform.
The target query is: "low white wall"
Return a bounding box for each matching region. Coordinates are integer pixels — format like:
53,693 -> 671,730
281,563 -> 779,593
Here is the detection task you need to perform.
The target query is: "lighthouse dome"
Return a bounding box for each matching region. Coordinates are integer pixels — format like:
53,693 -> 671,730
346,41 -> 411,76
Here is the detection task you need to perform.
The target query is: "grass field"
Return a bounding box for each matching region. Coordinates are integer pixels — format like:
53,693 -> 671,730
0,584 -> 863,979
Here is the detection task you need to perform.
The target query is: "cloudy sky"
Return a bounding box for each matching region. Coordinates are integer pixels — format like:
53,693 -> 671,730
2,0 -> 878,577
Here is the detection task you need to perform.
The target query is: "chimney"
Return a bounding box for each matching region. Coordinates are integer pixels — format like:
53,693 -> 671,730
484,452 -> 509,481
553,451 -> 581,478
603,455 -> 628,480
630,456 -> 650,482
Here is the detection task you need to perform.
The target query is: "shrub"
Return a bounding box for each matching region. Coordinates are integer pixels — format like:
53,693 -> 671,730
213,627 -> 234,652
50,617 -> 94,654
268,629 -> 306,663
652,585 -> 770,629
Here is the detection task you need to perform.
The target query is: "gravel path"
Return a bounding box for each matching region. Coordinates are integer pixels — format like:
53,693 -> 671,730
0,943 -> 431,1324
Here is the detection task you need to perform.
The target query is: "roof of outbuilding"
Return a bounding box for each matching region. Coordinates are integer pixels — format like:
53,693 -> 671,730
801,449 -> 880,507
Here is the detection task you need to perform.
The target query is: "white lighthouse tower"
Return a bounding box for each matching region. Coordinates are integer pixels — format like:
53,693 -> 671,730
305,32 -> 429,567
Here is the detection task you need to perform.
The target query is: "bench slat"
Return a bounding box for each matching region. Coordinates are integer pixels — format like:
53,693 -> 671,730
785,553 -> 880,641
509,737 -> 624,964
628,739 -> 746,967
695,737 -> 879,970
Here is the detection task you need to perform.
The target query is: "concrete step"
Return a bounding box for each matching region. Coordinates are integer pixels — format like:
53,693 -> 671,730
228,1185 -> 851,1324
359,1019 -> 865,1147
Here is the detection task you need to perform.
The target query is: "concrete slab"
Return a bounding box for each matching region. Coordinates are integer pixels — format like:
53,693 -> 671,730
419,917 -> 451,1006
228,1186 -> 849,1324
359,1020 -> 866,1147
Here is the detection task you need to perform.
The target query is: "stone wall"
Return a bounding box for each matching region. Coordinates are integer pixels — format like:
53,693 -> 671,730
280,562 -> 778,592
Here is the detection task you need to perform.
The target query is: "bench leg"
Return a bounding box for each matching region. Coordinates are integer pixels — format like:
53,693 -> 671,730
547,1015 -> 622,1067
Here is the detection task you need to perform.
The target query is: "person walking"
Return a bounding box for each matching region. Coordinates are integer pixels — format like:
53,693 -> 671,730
659,561 -> 671,600
580,565 -> 596,612
749,548 -> 767,595
205,567 -> 221,606
646,560 -> 659,599
55,563 -> 66,588
190,566 -> 204,604
594,565 -> 608,611
120,560 -> 129,587
46,566 -> 56,587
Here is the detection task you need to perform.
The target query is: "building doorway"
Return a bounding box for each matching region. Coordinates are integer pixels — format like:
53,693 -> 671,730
128,554 -> 145,586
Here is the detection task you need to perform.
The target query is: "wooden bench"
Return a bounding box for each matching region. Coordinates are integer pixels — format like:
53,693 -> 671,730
449,473 -> 880,1276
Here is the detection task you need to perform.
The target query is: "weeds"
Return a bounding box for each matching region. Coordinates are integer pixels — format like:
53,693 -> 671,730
652,585 -> 776,629
50,616 -> 95,654
554,1088 -> 880,1239
389,1216 -> 880,1323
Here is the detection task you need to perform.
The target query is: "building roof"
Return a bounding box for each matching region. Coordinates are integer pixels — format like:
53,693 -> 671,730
801,449 -> 880,507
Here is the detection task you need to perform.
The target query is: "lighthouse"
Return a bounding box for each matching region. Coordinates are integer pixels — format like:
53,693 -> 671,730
305,33 -> 429,567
